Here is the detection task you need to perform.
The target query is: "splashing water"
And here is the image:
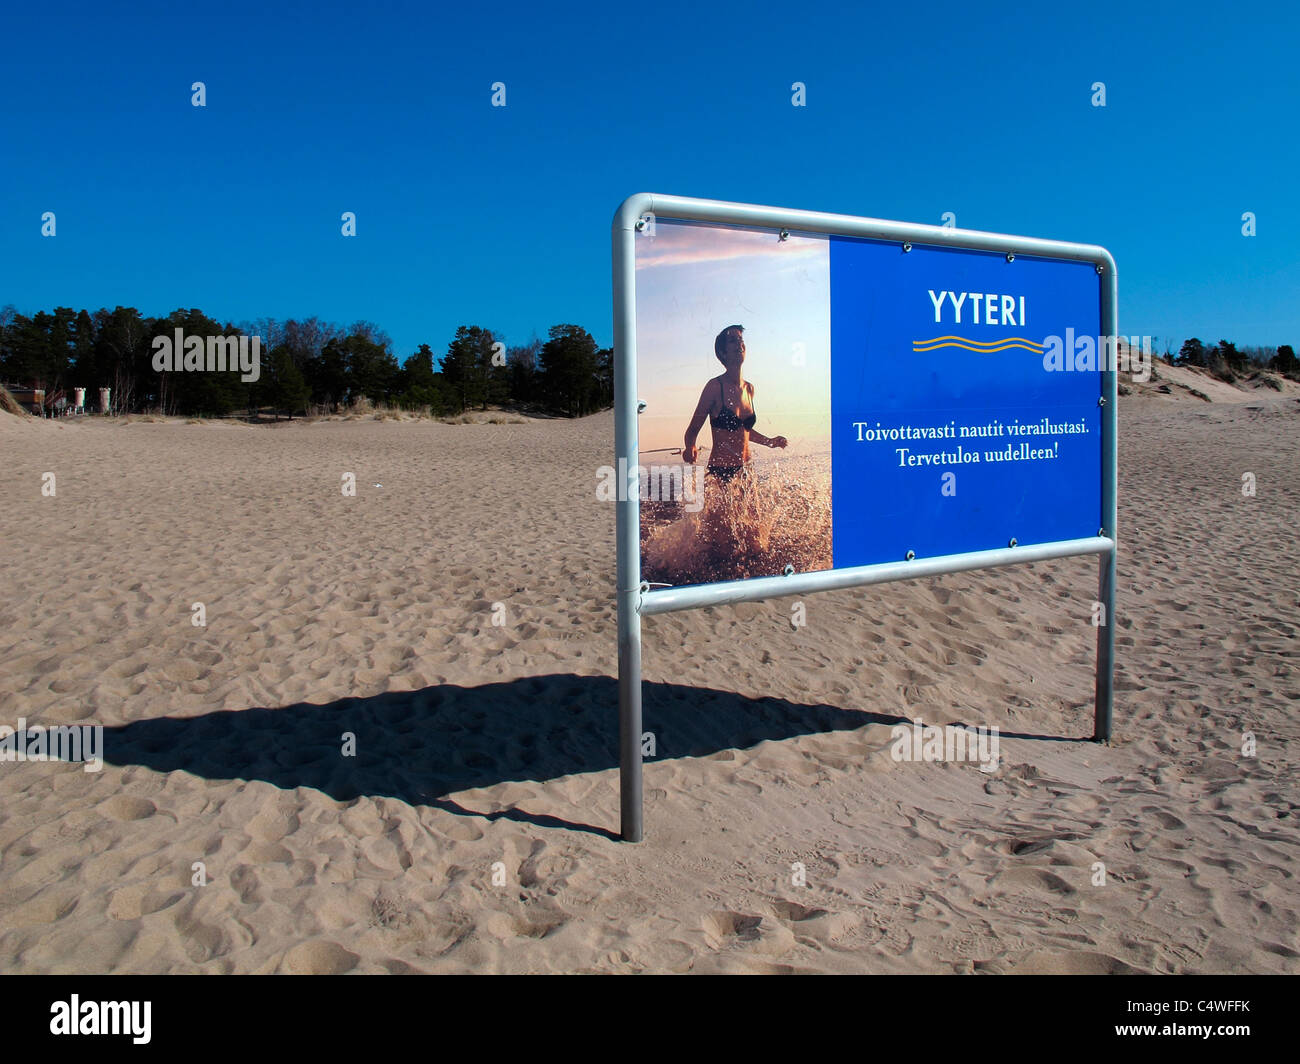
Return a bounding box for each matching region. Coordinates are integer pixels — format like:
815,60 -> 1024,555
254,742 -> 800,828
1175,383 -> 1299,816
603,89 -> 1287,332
641,452 -> 832,588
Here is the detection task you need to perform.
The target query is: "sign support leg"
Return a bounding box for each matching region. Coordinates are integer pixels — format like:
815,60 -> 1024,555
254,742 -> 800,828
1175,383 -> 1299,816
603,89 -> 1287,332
1095,259 -> 1119,742
1093,547 -> 1116,741
613,196 -> 647,841
618,588 -> 643,841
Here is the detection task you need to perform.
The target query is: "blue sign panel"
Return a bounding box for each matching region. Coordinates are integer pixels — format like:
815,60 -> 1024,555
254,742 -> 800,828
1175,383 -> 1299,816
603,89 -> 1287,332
829,237 -> 1102,568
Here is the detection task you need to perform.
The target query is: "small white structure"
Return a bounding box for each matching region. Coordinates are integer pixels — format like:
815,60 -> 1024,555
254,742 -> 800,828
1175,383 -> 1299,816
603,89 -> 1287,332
99,387 -> 111,414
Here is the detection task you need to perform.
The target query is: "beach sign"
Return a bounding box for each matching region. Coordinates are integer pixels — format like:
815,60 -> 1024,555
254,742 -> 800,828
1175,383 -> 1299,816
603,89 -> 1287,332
612,194 -> 1118,841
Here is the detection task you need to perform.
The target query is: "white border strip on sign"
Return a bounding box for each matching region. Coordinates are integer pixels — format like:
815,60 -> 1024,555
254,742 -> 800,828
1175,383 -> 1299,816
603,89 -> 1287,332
612,193 -> 1118,843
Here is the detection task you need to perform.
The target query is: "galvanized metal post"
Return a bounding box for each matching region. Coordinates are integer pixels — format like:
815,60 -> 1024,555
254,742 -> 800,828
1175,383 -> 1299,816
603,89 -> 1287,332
613,195 -> 652,841
1094,256 -> 1119,741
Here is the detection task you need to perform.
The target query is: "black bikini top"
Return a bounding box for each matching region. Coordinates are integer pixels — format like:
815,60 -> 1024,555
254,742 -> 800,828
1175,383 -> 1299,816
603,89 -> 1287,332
710,378 -> 756,432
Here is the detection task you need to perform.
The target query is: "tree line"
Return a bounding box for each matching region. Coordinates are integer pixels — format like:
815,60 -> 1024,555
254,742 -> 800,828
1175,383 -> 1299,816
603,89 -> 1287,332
0,305 -> 613,418
6,308 -> 1295,419
1171,338 -> 1298,379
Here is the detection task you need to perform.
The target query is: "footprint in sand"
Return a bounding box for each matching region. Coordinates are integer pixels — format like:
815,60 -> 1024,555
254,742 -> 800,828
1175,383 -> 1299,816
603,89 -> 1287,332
702,910 -> 764,946
101,796 -> 156,822
995,949 -> 1150,975
996,866 -> 1078,896
107,885 -> 185,921
282,940 -> 360,975
10,889 -> 80,925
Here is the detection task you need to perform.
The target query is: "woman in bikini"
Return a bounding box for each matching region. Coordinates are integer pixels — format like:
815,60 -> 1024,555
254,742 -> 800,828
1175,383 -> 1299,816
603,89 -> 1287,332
682,324 -> 788,478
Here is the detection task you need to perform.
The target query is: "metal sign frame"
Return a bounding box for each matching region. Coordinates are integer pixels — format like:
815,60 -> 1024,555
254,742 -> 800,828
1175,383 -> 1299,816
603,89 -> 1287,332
612,193 -> 1117,843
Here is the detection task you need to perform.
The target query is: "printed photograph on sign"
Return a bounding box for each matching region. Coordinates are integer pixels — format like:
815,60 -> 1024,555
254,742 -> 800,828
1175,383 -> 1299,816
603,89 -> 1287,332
635,219 -> 834,587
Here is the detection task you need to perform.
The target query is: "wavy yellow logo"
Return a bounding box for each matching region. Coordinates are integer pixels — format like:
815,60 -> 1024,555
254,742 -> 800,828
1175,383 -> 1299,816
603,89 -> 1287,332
912,335 -> 1046,354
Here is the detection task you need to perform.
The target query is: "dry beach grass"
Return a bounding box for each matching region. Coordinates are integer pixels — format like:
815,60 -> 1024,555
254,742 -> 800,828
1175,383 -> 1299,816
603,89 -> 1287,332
0,386 -> 1296,973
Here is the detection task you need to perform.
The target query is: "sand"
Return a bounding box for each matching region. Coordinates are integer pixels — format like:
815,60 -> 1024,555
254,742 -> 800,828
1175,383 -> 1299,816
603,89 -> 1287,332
0,391 -> 1296,974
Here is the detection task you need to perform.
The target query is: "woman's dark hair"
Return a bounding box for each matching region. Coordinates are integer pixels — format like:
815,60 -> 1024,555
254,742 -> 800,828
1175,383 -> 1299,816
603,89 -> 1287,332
714,324 -> 745,363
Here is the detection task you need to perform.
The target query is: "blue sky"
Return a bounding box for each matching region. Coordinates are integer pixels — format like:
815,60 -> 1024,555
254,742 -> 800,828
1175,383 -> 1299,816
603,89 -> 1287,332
2,0 -> 1296,360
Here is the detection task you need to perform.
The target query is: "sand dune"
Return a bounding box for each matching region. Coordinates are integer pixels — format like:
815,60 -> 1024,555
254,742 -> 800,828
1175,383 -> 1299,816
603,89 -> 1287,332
0,394 -> 1296,973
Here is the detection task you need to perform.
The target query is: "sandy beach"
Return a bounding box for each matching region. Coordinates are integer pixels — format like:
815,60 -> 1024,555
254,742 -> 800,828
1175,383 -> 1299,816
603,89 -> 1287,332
0,381 -> 1297,974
